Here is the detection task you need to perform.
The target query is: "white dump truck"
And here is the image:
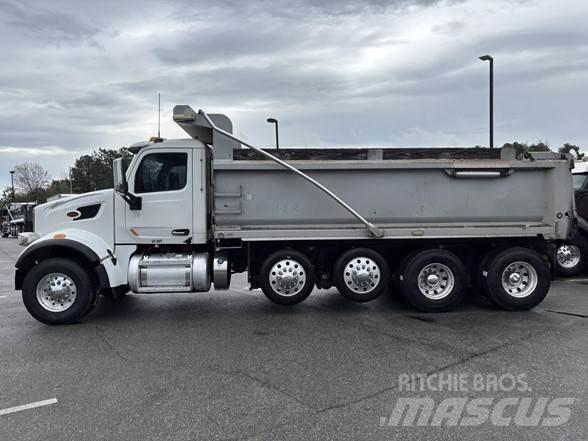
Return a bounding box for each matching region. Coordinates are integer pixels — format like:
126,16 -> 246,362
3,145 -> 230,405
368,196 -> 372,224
15,106 -> 576,324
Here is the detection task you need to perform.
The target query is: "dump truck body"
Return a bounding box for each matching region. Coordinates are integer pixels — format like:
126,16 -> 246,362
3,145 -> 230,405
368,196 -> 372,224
213,153 -> 573,241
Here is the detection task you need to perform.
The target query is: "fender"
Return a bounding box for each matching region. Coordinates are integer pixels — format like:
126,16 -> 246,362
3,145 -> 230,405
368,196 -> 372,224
14,229 -> 127,292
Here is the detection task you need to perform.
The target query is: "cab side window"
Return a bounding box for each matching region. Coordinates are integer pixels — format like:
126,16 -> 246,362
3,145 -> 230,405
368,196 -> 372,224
134,153 -> 187,193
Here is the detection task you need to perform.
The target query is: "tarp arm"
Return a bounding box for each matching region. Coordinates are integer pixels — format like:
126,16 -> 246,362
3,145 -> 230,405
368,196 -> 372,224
198,109 -> 384,238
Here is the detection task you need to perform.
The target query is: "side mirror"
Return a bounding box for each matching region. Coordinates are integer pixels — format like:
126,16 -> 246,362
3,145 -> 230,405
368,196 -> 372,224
113,158 -> 127,193
113,158 -> 142,210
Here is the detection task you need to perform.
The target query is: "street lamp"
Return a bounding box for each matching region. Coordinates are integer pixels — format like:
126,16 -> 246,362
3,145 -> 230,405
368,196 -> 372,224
9,170 -> 15,202
479,54 -> 494,148
266,117 -> 279,150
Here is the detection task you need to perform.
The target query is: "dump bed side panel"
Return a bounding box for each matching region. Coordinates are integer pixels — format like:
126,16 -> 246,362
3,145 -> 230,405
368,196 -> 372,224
212,159 -> 574,241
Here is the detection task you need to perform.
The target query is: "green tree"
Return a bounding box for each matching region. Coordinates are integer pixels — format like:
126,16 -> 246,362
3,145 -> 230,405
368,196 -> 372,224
44,179 -> 72,200
528,142 -> 551,152
0,187 -> 13,206
501,141 -> 553,157
559,143 -> 584,159
70,148 -> 131,193
501,142 -> 529,157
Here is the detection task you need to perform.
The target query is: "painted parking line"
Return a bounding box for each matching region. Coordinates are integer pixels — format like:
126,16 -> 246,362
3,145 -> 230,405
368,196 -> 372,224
0,296 -> 7,299
0,398 -> 58,416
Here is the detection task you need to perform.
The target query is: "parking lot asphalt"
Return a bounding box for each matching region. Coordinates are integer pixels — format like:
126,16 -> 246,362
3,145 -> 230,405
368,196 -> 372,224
0,237 -> 586,440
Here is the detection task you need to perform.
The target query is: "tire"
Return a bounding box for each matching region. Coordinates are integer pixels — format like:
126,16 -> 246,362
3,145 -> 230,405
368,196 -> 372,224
555,243 -> 584,277
473,247 -> 506,304
259,249 -> 315,305
100,290 -> 115,300
84,289 -> 100,318
483,247 -> 551,311
333,248 -> 389,302
398,249 -> 466,312
22,258 -> 97,325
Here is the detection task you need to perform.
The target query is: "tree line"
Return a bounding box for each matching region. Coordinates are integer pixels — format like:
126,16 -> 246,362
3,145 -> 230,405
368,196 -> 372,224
0,142 -> 584,206
2,147 -> 131,205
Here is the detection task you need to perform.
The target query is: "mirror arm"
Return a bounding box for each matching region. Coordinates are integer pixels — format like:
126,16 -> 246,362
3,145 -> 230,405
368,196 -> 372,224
117,190 -> 142,210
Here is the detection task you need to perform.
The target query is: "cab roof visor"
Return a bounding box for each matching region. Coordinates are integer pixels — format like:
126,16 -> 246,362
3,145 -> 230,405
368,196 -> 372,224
172,105 -> 239,159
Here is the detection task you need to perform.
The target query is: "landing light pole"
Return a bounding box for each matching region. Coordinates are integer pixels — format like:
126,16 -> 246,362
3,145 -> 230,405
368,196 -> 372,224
266,117 -> 279,150
10,170 -> 15,202
479,54 -> 494,148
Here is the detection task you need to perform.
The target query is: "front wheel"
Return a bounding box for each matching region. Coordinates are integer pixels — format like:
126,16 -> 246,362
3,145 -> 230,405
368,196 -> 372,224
22,258 -> 97,325
555,243 -> 584,277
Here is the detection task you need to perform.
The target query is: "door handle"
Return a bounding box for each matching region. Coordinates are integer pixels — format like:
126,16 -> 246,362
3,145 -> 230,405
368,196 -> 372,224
172,229 -> 190,236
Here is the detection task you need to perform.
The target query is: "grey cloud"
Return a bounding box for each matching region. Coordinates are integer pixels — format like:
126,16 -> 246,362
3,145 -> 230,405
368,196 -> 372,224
0,0 -> 100,43
173,0 -> 452,19
153,25 -> 300,65
432,20 -> 466,35
0,0 -> 587,189
113,63 -> 347,107
480,29 -> 588,52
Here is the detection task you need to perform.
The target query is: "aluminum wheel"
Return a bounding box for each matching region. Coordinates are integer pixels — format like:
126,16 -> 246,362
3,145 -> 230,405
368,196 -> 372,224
268,259 -> 306,297
501,261 -> 538,298
36,273 -> 77,312
417,263 -> 454,300
343,256 -> 381,294
556,244 -> 581,269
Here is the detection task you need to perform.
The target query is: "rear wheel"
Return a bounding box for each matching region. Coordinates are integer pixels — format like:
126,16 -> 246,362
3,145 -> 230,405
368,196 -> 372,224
333,248 -> 389,302
398,249 -> 466,312
259,249 -> 315,305
555,243 -> 584,277
22,258 -> 97,325
473,247 -> 505,305
483,247 -> 550,311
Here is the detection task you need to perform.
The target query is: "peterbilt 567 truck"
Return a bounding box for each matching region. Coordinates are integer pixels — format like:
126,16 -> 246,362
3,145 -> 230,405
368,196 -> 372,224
15,105 -> 576,324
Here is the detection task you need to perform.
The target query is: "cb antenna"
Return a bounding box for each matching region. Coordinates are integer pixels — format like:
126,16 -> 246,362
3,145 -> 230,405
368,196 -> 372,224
157,93 -> 161,138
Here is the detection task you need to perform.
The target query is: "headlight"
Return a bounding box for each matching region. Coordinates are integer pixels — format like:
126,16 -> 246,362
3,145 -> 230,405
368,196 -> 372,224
18,232 -> 40,247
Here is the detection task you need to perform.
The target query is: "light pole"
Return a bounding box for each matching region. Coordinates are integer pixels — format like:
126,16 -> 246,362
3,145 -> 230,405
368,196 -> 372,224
266,117 -> 279,150
479,54 -> 494,148
10,170 -> 15,202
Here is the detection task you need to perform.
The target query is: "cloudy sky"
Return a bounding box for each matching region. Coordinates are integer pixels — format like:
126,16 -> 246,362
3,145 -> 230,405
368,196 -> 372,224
1,0 -> 587,188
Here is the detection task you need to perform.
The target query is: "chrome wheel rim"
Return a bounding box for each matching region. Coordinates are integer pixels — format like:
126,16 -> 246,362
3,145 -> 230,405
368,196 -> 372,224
501,261 -> 537,298
268,259 -> 306,297
343,256 -> 381,294
556,244 -> 581,269
417,263 -> 454,299
36,273 -> 77,312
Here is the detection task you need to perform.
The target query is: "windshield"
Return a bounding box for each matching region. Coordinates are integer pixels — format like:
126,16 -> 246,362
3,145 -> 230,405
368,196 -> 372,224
572,174 -> 588,190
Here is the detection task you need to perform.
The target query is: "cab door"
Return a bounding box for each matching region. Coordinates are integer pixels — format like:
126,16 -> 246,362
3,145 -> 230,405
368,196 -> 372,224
125,149 -> 193,244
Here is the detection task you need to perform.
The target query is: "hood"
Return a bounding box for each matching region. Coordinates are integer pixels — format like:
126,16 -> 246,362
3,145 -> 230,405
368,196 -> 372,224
35,189 -> 115,238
